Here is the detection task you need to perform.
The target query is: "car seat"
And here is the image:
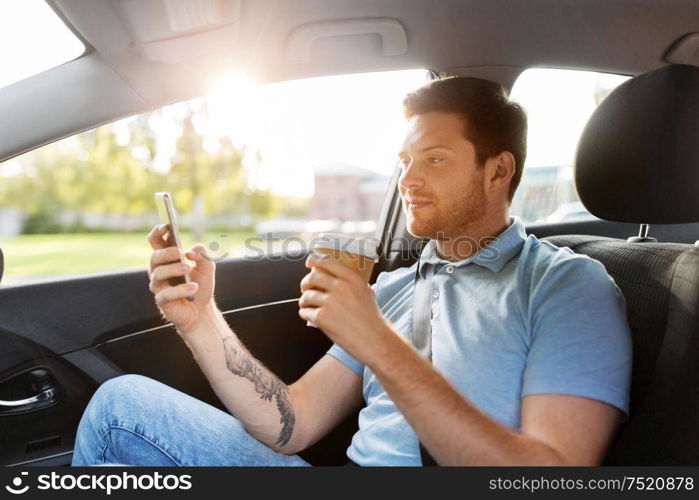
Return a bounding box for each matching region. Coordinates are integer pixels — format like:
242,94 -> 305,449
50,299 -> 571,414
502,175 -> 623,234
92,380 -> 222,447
545,64 -> 699,465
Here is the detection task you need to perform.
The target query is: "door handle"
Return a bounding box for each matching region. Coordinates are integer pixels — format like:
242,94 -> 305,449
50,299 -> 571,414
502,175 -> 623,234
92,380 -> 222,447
0,386 -> 56,408
0,367 -> 59,415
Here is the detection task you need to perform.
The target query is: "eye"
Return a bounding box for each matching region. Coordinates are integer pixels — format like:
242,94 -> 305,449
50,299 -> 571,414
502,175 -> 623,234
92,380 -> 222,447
428,157 -> 443,164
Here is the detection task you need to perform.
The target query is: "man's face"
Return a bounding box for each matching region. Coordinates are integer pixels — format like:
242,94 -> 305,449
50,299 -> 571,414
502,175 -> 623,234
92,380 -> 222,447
398,111 -> 488,240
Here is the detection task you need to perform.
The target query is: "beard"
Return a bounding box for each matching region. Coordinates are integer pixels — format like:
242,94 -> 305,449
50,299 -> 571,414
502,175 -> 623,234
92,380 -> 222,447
403,176 -> 488,241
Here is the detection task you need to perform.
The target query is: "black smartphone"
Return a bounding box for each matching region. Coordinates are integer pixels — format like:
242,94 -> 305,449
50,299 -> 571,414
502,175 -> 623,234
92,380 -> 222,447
154,192 -> 194,301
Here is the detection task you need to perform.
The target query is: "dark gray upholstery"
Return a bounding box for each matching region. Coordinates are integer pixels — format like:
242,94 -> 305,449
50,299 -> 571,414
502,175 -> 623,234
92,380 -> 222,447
576,64 -> 699,223
544,235 -> 699,464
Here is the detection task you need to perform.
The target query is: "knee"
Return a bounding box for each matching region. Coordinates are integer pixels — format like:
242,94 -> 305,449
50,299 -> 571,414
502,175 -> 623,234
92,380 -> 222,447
75,374 -> 171,465
84,374 -> 160,426
98,373 -> 157,396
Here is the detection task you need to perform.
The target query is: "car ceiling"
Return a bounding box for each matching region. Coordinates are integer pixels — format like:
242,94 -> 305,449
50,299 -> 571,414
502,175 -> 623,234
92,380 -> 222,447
1,0 -> 698,162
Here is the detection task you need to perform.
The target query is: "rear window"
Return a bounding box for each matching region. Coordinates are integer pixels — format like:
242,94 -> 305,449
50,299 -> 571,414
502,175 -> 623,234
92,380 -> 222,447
509,68 -> 630,224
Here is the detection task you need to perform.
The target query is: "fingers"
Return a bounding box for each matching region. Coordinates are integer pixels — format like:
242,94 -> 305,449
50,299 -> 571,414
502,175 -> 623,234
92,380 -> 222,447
305,252 -> 357,281
298,307 -> 318,324
154,282 -> 198,306
149,246 -> 183,274
147,224 -> 170,250
150,261 -> 192,290
300,267 -> 337,293
298,286 -> 330,325
184,244 -> 215,276
298,289 -> 327,308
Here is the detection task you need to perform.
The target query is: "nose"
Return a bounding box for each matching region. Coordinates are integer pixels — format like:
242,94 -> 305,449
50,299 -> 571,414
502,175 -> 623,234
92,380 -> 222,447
398,159 -> 424,192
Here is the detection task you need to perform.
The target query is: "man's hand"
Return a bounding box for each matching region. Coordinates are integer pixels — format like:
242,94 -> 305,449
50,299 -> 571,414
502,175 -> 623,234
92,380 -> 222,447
147,224 -> 216,332
299,253 -> 397,364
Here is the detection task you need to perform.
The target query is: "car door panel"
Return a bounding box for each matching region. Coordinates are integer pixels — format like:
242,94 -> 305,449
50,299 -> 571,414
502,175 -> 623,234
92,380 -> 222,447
0,355 -> 94,466
0,253 -> 358,466
0,254 -> 312,358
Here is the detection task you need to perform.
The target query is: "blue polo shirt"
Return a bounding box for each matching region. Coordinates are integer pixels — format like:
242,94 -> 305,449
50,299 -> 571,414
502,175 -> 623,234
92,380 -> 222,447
327,217 -> 632,466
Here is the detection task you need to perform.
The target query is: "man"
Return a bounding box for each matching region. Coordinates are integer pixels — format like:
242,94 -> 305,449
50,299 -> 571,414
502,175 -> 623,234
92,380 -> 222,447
72,77 -> 632,466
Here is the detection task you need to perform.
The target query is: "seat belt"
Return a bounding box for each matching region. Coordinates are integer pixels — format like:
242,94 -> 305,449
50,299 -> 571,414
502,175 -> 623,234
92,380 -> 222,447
412,246 -> 439,466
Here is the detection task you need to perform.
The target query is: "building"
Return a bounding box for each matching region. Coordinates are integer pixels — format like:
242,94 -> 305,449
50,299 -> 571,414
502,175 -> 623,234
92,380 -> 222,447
510,165 -> 580,223
309,162 -> 390,222
0,208 -> 23,239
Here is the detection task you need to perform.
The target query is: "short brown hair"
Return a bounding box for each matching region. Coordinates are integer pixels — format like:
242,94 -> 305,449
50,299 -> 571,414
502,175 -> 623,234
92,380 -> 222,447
403,77 -> 527,201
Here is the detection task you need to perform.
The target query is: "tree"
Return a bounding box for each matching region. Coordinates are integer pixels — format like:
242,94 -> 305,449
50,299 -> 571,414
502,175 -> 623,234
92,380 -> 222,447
167,104 -> 247,240
0,99 -> 286,236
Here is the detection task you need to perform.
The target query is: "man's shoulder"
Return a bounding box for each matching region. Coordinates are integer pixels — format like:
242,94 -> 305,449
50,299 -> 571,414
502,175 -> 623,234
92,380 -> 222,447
520,234 -> 619,297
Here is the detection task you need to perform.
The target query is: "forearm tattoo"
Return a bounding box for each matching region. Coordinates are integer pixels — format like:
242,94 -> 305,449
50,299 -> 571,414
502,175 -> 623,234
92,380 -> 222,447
221,334 -> 295,447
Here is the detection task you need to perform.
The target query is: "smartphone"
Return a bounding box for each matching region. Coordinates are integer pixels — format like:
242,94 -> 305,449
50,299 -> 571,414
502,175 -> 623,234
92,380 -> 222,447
154,192 -> 194,301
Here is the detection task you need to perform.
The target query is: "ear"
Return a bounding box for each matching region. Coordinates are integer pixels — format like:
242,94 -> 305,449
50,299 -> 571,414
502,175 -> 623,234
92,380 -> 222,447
486,151 -> 516,194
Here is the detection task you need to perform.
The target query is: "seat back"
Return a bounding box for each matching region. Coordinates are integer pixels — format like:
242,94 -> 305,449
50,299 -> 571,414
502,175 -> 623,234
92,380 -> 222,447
545,235 -> 699,464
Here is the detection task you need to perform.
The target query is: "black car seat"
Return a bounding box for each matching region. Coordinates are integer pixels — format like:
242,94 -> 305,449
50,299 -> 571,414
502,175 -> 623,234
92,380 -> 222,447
545,64 -> 699,465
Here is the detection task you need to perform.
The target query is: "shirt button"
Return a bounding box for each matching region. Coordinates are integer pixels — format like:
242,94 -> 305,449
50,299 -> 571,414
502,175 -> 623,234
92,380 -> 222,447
432,289 -> 440,299
446,266 -> 454,274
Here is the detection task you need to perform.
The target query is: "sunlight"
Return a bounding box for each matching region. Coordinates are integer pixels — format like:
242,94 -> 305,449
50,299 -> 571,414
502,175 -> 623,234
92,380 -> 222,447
206,73 -> 260,148
199,69 -> 426,197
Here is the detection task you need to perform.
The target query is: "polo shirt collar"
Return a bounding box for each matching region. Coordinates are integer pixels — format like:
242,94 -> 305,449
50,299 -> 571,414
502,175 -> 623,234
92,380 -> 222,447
418,216 -> 527,277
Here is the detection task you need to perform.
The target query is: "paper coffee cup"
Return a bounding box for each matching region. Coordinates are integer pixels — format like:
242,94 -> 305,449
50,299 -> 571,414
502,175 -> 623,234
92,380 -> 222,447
306,233 -> 379,327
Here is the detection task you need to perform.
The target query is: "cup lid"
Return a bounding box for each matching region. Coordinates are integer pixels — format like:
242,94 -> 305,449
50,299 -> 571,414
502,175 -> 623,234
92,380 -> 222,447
313,233 -> 379,260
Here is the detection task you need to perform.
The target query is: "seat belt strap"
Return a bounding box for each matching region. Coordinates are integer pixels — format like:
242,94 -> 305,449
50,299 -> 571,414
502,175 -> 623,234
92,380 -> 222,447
412,260 -> 434,359
412,250 -> 438,466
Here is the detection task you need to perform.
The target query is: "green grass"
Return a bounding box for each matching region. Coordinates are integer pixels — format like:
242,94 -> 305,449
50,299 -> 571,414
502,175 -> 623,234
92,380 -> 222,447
0,230 -> 255,278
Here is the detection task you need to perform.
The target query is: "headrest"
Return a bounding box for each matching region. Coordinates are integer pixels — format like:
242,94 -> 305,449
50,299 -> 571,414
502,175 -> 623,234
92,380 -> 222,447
575,64 -> 699,224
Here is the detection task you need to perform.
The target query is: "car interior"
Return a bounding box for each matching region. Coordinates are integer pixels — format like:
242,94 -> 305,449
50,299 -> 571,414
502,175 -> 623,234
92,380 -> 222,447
0,0 -> 698,466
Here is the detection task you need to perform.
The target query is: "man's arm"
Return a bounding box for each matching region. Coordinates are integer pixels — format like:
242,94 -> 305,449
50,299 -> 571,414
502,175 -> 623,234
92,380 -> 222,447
180,305 -> 364,455
146,224 -> 363,455
365,332 -> 622,465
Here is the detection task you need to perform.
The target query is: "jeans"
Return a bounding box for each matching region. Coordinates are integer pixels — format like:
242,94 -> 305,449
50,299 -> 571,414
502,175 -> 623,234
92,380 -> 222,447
71,374 -> 311,466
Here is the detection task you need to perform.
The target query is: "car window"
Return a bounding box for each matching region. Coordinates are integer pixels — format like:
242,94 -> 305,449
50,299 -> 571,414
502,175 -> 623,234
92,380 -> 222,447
0,0 -> 85,89
509,68 -> 630,224
0,69 -> 427,285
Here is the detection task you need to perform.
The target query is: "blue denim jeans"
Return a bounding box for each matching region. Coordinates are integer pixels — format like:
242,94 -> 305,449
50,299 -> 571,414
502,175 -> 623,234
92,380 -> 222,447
71,374 -> 311,466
